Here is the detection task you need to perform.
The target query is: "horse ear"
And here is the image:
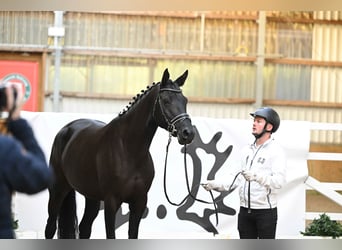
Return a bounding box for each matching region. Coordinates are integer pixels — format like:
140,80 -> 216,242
175,70 -> 188,87
161,68 -> 170,84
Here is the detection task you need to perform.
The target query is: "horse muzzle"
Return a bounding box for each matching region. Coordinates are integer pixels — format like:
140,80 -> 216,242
175,124 -> 195,145
167,113 -> 195,145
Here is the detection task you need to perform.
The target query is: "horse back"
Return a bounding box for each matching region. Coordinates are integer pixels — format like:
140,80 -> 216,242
50,119 -> 105,170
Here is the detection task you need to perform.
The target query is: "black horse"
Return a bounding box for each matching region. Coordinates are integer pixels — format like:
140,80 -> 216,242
44,68 -> 195,239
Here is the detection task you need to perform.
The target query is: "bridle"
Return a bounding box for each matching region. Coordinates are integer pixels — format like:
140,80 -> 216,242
153,87 -> 191,136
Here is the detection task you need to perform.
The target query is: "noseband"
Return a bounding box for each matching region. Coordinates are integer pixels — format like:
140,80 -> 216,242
153,87 -> 191,135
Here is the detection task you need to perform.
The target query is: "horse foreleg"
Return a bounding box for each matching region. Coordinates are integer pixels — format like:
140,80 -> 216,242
128,196 -> 148,239
104,198 -> 120,239
79,198 -> 100,239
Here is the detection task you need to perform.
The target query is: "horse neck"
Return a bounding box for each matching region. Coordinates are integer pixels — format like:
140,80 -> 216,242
107,85 -> 159,148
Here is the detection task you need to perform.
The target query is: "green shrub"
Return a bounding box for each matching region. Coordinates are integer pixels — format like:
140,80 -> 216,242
301,213 -> 342,239
12,213 -> 18,230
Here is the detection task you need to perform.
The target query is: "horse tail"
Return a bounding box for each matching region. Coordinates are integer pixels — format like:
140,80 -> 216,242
57,190 -> 78,238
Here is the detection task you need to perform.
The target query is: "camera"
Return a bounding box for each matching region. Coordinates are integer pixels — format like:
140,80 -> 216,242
0,83 -> 18,111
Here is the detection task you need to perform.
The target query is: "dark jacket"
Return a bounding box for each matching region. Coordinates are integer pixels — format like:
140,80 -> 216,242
0,118 -> 53,238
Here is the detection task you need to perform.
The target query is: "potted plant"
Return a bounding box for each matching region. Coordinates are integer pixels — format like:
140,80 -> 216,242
12,213 -> 18,230
301,213 -> 342,239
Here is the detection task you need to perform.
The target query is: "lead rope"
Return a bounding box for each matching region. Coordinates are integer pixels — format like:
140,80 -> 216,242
162,131 -> 219,226
183,141 -> 219,226
163,133 -> 188,206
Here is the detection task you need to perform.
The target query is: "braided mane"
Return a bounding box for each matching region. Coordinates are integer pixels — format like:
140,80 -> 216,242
119,82 -> 159,116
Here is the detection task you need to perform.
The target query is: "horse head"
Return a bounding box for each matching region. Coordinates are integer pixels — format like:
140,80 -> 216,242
154,68 -> 195,145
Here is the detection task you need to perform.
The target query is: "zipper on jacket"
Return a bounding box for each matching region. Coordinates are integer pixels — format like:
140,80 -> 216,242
246,144 -> 263,213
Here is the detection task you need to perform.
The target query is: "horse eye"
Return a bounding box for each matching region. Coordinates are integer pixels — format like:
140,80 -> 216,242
160,94 -> 172,105
162,98 -> 172,106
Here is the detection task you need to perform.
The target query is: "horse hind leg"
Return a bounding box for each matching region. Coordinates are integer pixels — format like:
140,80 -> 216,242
45,189 -> 63,239
45,173 -> 78,239
79,198 -> 100,239
45,159 -> 74,239
45,184 -> 74,239
57,190 -> 78,239
46,125 -> 77,239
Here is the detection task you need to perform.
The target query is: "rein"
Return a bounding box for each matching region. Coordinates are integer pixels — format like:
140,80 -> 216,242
162,131 -> 242,229
155,86 -> 223,228
162,131 -> 219,226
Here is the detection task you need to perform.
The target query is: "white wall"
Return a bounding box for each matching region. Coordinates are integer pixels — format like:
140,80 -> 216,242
14,112 -> 310,238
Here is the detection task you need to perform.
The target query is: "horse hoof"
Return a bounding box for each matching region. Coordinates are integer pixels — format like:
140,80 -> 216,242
45,226 -> 56,239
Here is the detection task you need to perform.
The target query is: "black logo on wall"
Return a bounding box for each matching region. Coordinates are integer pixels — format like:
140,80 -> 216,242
114,126 -> 235,234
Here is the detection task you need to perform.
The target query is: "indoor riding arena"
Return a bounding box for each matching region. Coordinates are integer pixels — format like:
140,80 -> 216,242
0,10 -> 341,239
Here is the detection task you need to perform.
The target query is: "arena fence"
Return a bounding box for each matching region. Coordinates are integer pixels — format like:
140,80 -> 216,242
305,122 -> 342,221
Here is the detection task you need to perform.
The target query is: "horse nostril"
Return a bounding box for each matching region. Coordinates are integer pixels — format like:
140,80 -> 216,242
182,128 -> 190,137
182,127 -> 195,141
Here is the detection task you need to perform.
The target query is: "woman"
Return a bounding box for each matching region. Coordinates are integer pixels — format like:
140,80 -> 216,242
0,82 -> 53,238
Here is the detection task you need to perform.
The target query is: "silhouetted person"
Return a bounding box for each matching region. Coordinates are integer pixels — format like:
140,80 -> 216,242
0,82 -> 53,238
